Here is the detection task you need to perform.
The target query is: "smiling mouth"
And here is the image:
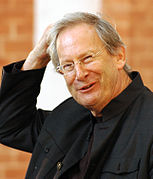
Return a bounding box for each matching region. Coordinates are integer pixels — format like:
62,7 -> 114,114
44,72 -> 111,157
80,82 -> 96,91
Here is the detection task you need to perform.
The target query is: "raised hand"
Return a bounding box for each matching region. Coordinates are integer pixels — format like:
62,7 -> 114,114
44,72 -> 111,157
22,24 -> 53,70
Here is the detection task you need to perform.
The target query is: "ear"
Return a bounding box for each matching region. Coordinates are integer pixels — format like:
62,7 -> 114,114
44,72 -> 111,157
115,46 -> 126,70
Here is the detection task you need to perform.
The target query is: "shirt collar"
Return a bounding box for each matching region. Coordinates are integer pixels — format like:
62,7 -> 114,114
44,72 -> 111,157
98,71 -> 145,122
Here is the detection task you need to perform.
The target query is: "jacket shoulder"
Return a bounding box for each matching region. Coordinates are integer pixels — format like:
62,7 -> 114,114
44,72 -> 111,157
43,97 -> 91,130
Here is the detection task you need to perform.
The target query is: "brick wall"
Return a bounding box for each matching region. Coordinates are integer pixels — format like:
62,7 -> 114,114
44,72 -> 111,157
102,0 -> 153,90
0,0 -> 33,74
0,0 -> 33,178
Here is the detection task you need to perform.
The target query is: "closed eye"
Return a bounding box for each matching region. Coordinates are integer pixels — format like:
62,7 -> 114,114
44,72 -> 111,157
63,63 -> 73,71
83,55 -> 93,63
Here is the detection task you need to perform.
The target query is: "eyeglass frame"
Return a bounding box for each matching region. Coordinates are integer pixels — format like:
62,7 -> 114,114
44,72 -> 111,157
56,46 -> 106,75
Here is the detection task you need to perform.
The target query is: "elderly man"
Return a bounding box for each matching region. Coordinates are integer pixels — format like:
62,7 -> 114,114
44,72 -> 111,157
0,12 -> 153,179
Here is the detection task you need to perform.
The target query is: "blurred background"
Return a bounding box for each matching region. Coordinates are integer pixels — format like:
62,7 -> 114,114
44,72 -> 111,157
0,0 -> 153,178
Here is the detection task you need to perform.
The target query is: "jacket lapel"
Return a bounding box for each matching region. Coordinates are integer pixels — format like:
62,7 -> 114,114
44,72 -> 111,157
57,121 -> 92,178
43,98 -> 92,178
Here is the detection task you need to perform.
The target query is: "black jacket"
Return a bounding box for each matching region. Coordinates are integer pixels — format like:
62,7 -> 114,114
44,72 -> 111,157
0,61 -> 153,179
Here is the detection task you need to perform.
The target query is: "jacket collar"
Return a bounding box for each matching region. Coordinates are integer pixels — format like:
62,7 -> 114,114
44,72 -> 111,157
101,72 -> 144,122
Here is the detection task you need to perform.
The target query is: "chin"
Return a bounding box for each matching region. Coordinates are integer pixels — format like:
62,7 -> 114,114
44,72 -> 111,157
73,91 -> 101,108
77,98 -> 98,109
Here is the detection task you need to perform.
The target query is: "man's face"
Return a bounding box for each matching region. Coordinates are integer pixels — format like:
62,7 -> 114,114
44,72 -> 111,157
57,23 -> 124,115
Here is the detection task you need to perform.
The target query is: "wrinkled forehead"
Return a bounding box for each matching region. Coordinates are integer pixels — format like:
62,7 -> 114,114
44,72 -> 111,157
56,23 -> 103,50
56,23 -> 106,64
57,22 -> 97,42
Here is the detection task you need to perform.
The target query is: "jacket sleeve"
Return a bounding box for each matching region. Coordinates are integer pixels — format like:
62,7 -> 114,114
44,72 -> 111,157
0,61 -> 52,153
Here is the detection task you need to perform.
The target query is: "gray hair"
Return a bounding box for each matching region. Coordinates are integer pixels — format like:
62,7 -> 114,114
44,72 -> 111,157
47,12 -> 131,74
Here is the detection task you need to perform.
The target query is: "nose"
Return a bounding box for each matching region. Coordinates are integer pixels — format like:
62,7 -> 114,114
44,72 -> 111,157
75,62 -> 88,81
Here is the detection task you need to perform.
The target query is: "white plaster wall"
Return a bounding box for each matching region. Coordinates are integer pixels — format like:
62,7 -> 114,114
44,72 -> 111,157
34,0 -> 102,110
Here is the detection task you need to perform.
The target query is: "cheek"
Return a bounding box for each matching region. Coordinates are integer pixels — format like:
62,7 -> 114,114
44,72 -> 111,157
64,75 -> 75,92
94,65 -> 114,88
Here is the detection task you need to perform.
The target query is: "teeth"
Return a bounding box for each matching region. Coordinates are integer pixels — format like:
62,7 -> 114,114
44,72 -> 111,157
83,84 -> 92,89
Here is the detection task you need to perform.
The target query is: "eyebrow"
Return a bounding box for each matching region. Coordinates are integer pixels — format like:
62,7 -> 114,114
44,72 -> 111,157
60,48 -> 102,64
77,49 -> 98,59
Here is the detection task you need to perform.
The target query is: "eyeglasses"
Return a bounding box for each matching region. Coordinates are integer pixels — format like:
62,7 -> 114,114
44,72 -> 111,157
56,50 -> 104,75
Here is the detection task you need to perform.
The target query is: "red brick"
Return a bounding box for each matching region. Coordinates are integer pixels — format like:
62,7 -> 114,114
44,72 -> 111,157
17,22 -> 33,35
17,152 -> 31,162
5,40 -> 32,52
0,24 -> 9,34
0,0 -> 33,177
102,0 -> 153,91
5,168 -> 27,179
